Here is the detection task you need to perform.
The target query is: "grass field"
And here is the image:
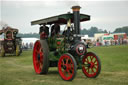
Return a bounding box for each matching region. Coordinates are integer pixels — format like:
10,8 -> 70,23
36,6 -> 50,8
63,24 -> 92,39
0,45 -> 128,85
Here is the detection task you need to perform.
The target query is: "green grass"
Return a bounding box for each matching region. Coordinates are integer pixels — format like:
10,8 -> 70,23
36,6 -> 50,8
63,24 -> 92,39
0,45 -> 128,85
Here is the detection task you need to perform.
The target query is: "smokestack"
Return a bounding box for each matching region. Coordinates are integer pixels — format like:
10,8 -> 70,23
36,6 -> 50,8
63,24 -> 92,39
72,6 -> 81,34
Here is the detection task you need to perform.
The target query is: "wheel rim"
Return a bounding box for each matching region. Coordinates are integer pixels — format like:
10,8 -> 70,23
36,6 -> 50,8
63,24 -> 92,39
82,53 -> 99,77
33,41 -> 43,74
58,54 -> 74,80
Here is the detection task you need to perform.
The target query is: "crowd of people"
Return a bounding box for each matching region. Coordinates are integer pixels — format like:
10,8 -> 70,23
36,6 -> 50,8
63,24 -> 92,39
22,42 -> 34,50
95,38 -> 128,46
82,38 -> 128,47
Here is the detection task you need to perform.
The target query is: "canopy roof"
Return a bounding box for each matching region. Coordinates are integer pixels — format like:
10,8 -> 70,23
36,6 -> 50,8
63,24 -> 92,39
31,13 -> 90,25
0,27 -> 18,35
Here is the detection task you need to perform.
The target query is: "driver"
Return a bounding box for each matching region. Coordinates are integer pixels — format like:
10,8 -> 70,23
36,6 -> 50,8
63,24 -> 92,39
39,23 -> 49,36
51,23 -> 60,37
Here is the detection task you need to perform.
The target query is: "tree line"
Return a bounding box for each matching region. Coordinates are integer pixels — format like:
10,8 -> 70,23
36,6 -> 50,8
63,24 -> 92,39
17,26 -> 128,38
80,26 -> 128,37
17,33 -> 40,38
80,27 -> 107,37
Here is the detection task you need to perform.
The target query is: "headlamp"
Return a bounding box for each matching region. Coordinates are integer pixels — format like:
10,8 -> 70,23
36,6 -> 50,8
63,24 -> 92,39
76,44 -> 85,55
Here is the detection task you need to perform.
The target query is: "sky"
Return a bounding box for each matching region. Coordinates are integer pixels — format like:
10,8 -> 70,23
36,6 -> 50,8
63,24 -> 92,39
0,0 -> 128,33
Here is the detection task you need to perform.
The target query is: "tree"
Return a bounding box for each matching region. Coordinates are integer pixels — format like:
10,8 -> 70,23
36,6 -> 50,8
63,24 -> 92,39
113,26 -> 128,35
104,30 -> 108,33
81,28 -> 88,35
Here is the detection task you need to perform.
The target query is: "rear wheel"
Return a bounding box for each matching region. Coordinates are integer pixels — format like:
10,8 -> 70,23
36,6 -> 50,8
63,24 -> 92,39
0,45 -> 5,57
33,40 -> 49,74
16,45 -> 20,56
58,53 -> 77,81
82,52 -> 101,78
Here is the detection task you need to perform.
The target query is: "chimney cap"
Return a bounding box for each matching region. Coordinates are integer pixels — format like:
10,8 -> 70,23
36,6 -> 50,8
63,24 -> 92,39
72,6 -> 81,9
71,6 -> 81,11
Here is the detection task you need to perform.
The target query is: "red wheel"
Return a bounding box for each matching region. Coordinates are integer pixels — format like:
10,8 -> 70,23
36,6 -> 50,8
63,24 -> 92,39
82,52 -> 101,78
58,53 -> 77,81
33,40 -> 49,74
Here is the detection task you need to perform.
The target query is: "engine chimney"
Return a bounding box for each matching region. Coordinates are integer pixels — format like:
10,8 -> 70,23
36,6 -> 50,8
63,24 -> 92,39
72,6 -> 81,34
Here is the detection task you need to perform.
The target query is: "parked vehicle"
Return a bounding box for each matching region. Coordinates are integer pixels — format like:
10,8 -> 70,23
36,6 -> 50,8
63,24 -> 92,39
0,27 -> 22,57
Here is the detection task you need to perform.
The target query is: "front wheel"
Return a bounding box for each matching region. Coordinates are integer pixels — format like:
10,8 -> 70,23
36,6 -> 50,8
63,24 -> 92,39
58,53 -> 77,81
0,45 -> 5,57
82,52 -> 101,78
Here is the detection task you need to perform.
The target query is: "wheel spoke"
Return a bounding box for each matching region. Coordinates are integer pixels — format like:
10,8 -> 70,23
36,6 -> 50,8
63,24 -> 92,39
70,64 -> 74,69
35,49 -> 39,54
84,59 -> 87,63
40,52 -> 43,57
93,59 -> 97,63
91,68 -> 94,73
67,70 -> 72,76
61,59 -> 65,65
66,58 -> 69,64
40,57 -> 43,62
39,62 -> 43,70
93,66 -> 97,70
40,54 -> 43,61
39,48 -> 42,53
67,64 -> 73,70
94,64 -> 98,67
90,56 -> 94,61
63,70 -> 67,75
86,57 -> 89,63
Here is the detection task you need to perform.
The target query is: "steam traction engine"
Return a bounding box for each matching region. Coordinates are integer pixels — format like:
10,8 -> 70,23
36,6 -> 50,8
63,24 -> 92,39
0,27 -> 22,57
31,6 -> 101,81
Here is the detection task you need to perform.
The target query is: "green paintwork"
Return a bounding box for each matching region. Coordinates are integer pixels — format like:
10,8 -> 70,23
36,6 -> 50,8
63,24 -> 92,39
48,52 -> 60,61
48,35 -> 67,61
47,35 -> 83,69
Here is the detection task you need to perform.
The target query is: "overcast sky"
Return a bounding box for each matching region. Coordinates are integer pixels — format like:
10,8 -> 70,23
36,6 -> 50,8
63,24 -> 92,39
0,0 -> 128,33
